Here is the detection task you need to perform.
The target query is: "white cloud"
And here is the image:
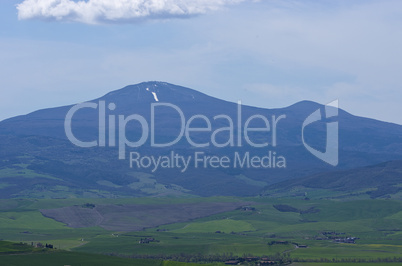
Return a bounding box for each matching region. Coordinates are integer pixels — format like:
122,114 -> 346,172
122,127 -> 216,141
17,0 -> 246,24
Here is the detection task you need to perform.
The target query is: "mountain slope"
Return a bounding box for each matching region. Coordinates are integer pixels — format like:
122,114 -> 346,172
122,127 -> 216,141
0,81 -> 401,198
264,160 -> 402,199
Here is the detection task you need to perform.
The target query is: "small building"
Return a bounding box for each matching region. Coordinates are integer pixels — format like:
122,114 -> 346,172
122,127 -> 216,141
225,260 -> 239,265
260,260 -> 276,265
245,256 -> 258,261
242,206 -> 256,211
35,242 -> 44,248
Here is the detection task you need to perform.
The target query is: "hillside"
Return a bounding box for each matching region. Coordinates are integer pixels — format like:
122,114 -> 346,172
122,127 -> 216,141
0,81 -> 401,198
264,160 -> 402,199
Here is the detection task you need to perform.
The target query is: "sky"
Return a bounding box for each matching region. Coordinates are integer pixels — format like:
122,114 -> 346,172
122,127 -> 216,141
0,0 -> 401,124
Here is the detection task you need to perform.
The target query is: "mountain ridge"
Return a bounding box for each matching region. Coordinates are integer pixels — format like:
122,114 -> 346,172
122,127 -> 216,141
0,81 -> 401,198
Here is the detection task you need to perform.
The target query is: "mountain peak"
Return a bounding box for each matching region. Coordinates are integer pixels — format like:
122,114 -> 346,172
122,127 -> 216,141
102,81 -> 168,99
120,81 -> 170,91
99,81 -> 222,106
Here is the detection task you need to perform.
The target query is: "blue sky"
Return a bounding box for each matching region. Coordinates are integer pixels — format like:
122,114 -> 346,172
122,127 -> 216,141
1,0 -> 401,124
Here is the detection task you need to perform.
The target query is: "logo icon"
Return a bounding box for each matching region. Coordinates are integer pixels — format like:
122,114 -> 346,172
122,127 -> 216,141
302,100 -> 339,166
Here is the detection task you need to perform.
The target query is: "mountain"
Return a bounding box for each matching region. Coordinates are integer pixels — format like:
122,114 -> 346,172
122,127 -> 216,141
0,81 -> 401,198
263,160 -> 402,200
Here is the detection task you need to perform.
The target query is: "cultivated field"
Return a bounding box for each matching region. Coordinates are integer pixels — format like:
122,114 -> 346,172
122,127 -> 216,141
0,197 -> 401,264
40,201 -> 249,231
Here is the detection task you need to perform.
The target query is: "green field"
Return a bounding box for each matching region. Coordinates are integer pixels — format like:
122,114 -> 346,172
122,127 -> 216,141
0,241 -> 224,265
0,197 -> 401,264
0,249 -> 223,266
173,219 -> 255,233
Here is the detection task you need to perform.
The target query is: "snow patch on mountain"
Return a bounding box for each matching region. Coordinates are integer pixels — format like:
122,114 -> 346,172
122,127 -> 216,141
151,92 -> 159,102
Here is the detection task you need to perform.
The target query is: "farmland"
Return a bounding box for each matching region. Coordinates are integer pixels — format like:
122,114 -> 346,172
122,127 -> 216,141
0,197 -> 401,264
0,241 -> 223,266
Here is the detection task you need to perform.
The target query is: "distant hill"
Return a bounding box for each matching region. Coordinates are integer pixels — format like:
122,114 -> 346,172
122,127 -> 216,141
0,81 -> 401,198
263,160 -> 402,199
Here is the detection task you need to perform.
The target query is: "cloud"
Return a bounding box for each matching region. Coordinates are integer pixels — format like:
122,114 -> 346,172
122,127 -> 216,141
17,0 -> 246,24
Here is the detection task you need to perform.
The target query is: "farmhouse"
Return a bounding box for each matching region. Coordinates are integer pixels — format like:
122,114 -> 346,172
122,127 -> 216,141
224,260 -> 239,265
241,206 -> 256,211
260,259 -> 276,265
245,256 -> 258,261
334,237 -> 359,244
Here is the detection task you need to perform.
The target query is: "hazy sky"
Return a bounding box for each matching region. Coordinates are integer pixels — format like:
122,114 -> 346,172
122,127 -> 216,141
1,0 -> 401,124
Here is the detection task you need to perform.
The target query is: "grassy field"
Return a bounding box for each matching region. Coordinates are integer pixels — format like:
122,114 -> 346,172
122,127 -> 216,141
0,240 -> 224,266
172,219 -> 255,233
0,250 -> 224,266
0,197 -> 401,264
0,241 -> 40,254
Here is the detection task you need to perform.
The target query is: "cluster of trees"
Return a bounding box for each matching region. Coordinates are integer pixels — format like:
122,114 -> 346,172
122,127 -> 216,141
108,252 -> 237,263
30,242 -> 54,249
106,251 -> 402,264
107,252 -> 292,264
